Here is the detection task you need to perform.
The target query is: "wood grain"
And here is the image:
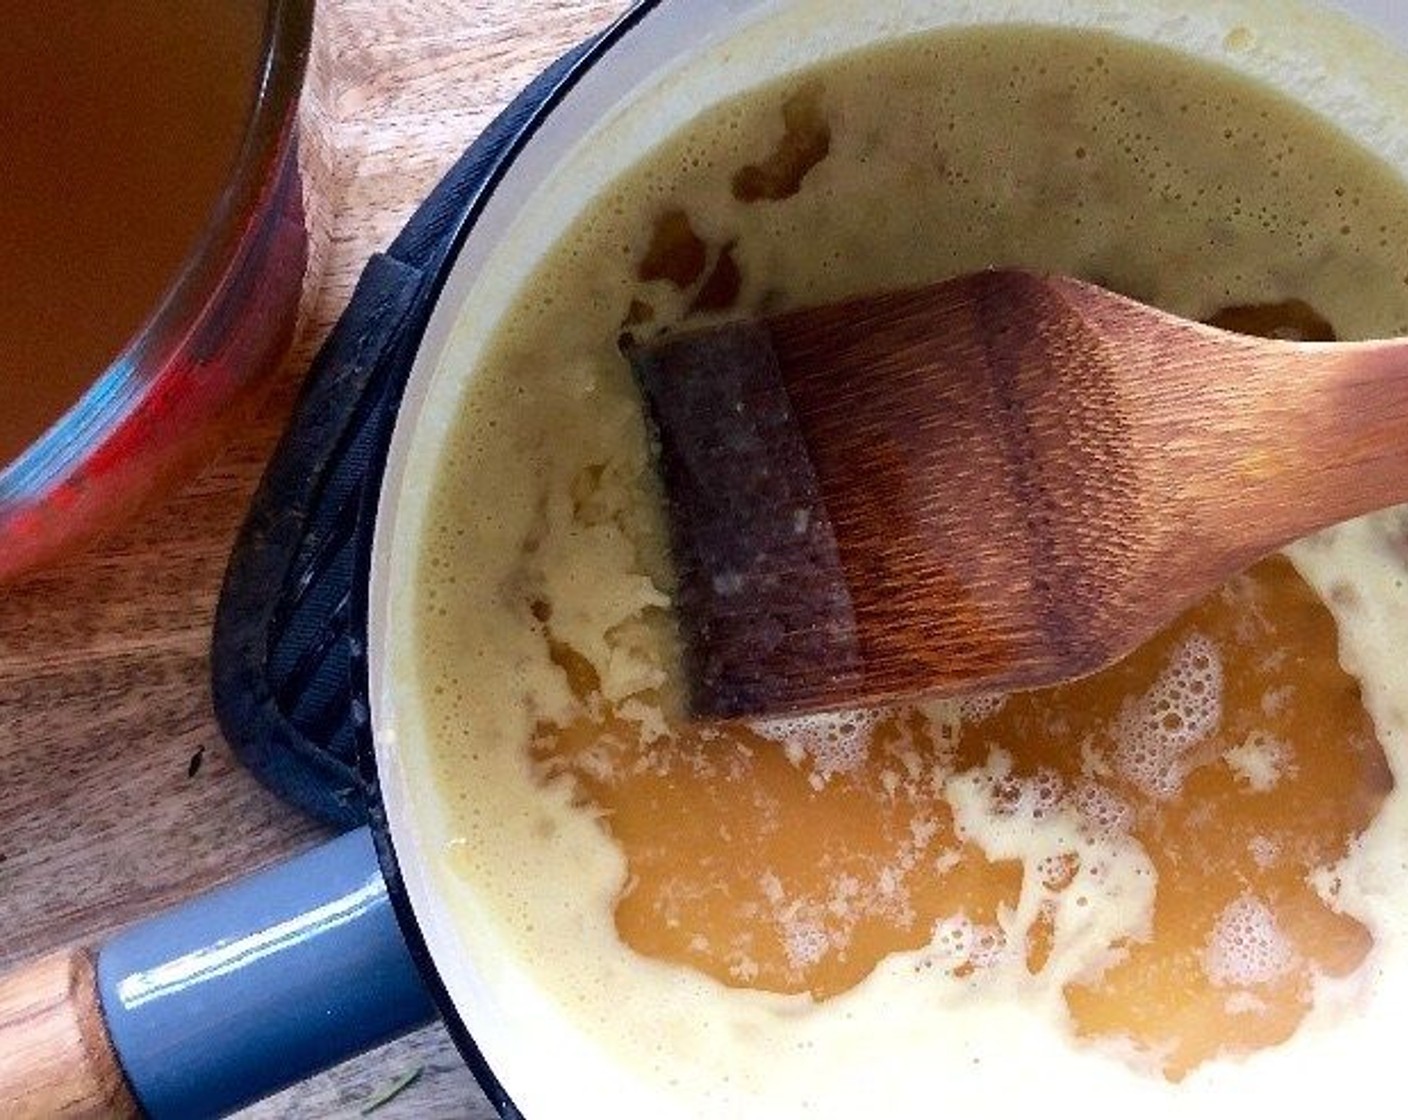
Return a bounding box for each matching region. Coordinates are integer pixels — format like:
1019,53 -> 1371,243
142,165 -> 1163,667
0,950 -> 138,1119
639,268 -> 1408,717
0,2 -> 630,1116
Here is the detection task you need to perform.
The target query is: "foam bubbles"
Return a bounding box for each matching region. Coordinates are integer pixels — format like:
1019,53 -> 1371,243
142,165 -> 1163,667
930,914 -> 1009,972
752,709 -> 880,781
1248,835 -> 1281,869
1224,730 -> 1292,792
991,766 -> 1065,822
784,918 -> 832,971
1038,852 -> 1081,891
1070,780 -> 1135,838
959,693 -> 1010,724
1205,894 -> 1297,987
1113,633 -> 1224,799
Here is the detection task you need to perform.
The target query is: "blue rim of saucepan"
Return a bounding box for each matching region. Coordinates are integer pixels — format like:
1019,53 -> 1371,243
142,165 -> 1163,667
350,2 -> 665,1116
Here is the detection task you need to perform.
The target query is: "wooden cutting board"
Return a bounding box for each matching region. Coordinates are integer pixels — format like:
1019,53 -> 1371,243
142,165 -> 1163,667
0,2 -> 630,1115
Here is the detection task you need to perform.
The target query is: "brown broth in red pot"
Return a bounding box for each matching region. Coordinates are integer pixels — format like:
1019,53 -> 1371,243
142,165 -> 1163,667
0,0 -> 267,465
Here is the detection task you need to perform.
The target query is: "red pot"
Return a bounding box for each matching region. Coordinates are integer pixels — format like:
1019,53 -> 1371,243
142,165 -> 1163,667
0,0 -> 314,583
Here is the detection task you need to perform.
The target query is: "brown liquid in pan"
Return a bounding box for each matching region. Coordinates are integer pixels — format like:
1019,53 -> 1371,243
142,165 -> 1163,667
540,210 -> 1392,1077
417,26 -> 1408,1098
534,551 -> 1391,1080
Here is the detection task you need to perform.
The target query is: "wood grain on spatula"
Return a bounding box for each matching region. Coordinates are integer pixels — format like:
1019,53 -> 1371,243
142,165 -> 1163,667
630,269 -> 1408,720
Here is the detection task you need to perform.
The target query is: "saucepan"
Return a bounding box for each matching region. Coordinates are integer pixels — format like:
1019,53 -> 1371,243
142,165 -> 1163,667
4,0 -> 1408,1116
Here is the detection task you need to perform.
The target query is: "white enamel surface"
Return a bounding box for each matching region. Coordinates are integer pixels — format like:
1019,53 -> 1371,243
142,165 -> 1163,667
367,1 -> 1408,1115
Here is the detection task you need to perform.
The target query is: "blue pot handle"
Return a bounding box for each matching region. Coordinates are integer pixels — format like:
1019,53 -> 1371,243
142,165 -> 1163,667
95,827 -> 436,1118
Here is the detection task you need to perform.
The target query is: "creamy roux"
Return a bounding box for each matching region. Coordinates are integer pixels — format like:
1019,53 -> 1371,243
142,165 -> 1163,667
403,19 -> 1408,1118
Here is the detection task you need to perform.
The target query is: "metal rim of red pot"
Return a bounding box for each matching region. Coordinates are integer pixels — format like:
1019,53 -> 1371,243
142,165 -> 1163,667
0,0 -> 315,582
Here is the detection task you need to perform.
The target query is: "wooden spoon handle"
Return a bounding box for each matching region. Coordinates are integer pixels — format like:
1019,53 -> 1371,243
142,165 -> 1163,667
1178,338 -> 1408,560
0,950 -> 139,1119
1286,338 -> 1408,521
1056,278 -> 1408,564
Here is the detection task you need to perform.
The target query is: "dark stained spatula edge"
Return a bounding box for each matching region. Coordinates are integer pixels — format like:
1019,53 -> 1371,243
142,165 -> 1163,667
630,268 -> 1408,720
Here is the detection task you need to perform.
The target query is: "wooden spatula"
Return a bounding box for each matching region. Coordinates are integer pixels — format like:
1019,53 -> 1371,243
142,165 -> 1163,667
629,268 -> 1408,720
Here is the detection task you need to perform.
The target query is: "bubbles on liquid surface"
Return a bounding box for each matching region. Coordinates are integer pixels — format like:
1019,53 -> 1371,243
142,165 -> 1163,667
1205,894 -> 1297,987
1070,781 -> 1136,839
753,709 -> 881,782
1114,633 -> 1224,798
959,693 -> 1009,723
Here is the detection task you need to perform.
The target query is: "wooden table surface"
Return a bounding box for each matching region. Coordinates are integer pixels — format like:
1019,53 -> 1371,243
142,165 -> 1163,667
0,2 -> 630,1115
